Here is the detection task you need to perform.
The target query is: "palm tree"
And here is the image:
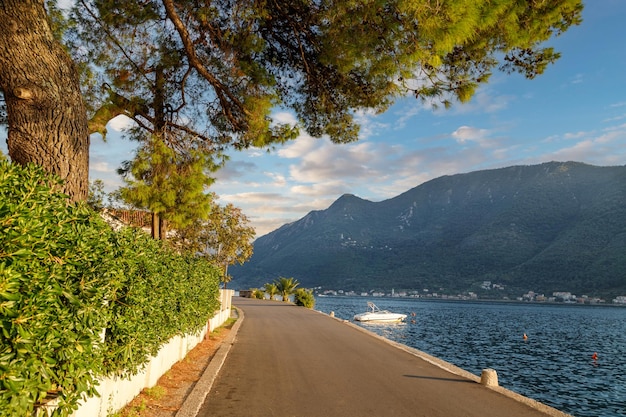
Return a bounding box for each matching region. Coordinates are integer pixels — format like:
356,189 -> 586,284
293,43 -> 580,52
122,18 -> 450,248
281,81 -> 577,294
263,283 -> 279,301
274,277 -> 300,302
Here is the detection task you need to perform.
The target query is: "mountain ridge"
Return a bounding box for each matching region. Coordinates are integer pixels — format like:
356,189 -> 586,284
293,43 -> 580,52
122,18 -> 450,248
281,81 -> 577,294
232,161 -> 626,299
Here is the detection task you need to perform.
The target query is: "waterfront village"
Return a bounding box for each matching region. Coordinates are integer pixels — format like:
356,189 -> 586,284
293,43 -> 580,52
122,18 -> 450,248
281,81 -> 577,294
315,282 -> 626,305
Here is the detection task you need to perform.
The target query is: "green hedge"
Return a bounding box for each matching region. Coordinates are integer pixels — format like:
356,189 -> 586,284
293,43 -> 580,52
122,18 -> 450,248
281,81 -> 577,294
101,229 -> 220,376
0,159 -> 221,416
294,288 -> 315,308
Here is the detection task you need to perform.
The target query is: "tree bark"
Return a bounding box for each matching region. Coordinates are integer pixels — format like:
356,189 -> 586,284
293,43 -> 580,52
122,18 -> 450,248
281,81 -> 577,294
0,0 -> 89,202
152,212 -> 160,240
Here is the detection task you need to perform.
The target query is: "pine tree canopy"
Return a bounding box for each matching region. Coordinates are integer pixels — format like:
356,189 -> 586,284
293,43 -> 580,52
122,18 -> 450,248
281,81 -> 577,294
71,0 -> 583,149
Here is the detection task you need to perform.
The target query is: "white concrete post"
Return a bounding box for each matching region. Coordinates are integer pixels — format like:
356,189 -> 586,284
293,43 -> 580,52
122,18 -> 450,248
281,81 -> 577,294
480,368 -> 498,387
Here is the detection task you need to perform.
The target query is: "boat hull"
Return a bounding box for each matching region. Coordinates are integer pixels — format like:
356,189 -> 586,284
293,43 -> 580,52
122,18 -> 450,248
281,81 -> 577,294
353,313 -> 407,323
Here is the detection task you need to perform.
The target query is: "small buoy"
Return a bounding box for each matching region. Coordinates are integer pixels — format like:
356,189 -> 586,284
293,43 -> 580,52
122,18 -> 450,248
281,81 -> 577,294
592,352 -> 598,361
523,333 -> 528,340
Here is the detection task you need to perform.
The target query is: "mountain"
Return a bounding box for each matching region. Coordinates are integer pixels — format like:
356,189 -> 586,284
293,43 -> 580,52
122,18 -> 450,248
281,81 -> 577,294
231,162 -> 626,299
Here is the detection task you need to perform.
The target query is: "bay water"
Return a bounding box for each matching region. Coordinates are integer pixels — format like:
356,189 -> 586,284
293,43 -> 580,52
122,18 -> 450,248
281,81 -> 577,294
314,296 -> 626,417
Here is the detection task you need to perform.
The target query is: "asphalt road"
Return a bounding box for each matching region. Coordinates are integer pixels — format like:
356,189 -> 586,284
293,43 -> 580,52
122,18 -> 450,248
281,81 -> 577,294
197,297 -> 570,417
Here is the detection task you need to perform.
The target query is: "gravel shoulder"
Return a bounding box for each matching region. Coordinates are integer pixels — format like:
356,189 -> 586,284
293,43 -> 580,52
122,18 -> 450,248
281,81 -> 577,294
113,320 -> 234,417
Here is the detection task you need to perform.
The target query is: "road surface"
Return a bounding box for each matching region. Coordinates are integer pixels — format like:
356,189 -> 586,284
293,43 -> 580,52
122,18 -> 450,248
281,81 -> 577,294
197,297 -> 570,417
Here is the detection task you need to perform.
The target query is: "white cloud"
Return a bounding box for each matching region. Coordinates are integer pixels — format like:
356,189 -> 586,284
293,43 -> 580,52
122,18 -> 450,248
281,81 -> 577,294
107,115 -> 134,132
442,81 -> 514,115
290,181 -> 349,197
605,122 -> 626,132
272,111 -> 298,125
253,218 -> 293,237
603,113 -> 626,123
89,161 -> 112,173
598,125 -> 626,143
287,140 -> 375,183
214,160 -> 258,181
537,126 -> 626,165
215,189 -> 337,236
264,172 -> 287,187
563,131 -> 588,140
393,104 -> 423,130
467,90 -> 512,114
277,134 -> 318,159
57,0 -> 74,10
570,73 -> 584,84
354,108 -> 390,139
451,126 -> 490,144
218,191 -> 291,206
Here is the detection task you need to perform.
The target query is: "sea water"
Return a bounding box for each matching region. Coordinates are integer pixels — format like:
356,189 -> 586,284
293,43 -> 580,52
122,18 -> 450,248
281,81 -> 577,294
314,297 -> 626,417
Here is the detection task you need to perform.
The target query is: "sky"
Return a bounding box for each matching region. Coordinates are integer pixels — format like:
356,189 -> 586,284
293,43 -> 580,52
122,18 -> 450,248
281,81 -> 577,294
2,1 -> 626,238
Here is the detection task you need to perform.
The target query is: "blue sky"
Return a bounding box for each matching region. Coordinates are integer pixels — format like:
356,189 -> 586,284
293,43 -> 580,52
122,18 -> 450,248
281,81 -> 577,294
3,1 -> 626,237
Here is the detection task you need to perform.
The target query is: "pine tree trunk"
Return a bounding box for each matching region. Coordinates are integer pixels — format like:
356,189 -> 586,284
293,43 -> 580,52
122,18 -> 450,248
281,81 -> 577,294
152,212 -> 160,239
159,216 -> 167,240
0,0 -> 89,202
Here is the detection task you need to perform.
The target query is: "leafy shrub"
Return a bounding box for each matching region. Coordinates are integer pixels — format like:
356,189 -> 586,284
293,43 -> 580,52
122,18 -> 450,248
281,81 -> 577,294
0,160 -> 221,416
251,288 -> 265,299
294,288 -> 315,308
101,230 -> 220,375
0,161 -> 115,415
101,229 -> 164,373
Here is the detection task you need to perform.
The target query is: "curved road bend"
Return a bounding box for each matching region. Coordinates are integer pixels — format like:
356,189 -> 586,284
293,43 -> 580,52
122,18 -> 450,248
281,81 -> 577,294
198,297 -> 568,417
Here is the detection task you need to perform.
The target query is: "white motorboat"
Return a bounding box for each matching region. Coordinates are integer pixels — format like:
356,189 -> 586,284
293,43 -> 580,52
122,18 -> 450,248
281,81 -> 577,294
353,302 -> 407,323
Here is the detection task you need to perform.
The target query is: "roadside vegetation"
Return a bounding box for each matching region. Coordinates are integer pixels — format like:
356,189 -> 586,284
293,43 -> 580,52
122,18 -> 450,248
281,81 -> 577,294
0,159 -> 221,416
250,277 -> 315,309
293,288 -> 316,309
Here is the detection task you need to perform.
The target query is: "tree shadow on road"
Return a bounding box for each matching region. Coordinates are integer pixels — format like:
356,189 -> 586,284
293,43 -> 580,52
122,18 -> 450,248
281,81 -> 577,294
403,374 -> 474,383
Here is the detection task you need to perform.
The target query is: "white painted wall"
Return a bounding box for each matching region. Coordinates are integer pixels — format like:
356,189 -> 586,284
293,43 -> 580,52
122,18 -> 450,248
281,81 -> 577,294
72,289 -> 234,417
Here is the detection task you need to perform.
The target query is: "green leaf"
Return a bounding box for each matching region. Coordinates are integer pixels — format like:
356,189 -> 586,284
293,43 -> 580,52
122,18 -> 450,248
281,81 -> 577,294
0,293 -> 20,301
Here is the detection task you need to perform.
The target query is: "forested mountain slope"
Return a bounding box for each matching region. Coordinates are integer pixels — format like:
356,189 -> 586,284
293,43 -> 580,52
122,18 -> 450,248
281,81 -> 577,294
231,162 -> 626,299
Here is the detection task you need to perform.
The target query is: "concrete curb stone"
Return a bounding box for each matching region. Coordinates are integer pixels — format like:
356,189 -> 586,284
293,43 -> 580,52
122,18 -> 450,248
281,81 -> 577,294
175,307 -> 244,417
